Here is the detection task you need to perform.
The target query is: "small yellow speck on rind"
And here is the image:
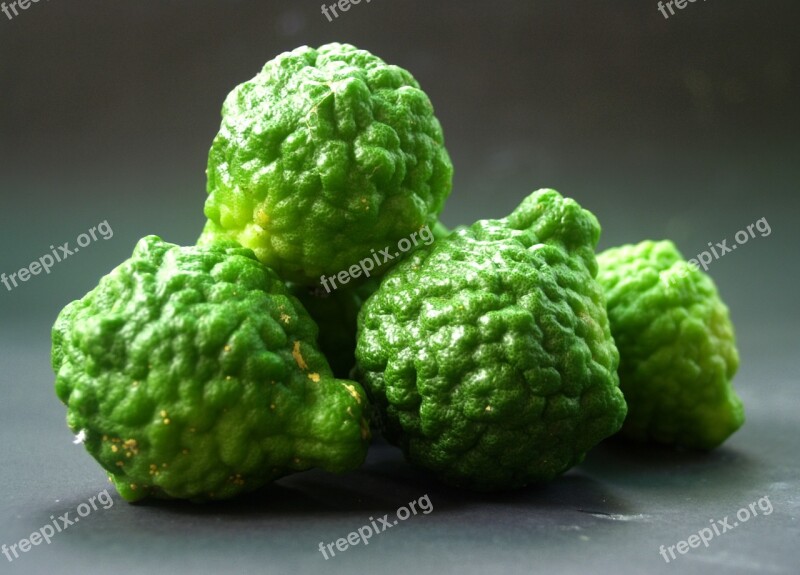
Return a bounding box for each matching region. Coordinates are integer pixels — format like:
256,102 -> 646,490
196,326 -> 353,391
342,383 -> 362,404
308,372 -> 320,382
292,341 -> 308,370
123,439 -> 139,456
255,209 -> 269,228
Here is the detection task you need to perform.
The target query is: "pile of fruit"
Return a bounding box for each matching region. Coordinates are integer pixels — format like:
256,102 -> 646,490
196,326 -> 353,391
52,43 -> 744,502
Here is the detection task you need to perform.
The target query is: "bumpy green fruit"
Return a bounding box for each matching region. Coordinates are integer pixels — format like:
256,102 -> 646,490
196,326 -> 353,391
200,43 -> 453,285
287,279 -> 378,379
356,189 -> 627,490
288,221 -> 447,379
597,240 -> 743,449
52,236 -> 370,502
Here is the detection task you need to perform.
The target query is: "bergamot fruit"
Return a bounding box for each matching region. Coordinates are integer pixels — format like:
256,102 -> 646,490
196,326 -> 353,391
596,240 -> 743,449
355,189 -> 627,490
287,279 -> 378,379
200,42 -> 453,285
52,236 -> 370,502
288,221 -> 447,379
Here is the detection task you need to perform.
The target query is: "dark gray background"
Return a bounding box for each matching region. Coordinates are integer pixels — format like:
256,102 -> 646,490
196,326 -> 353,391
1,1 -> 798,574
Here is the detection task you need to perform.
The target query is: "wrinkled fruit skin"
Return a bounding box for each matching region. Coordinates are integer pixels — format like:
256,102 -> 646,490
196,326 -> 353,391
201,42 -> 453,285
287,279 -> 378,379
289,221 -> 448,379
356,189 -> 627,490
597,240 -> 743,449
52,236 -> 370,502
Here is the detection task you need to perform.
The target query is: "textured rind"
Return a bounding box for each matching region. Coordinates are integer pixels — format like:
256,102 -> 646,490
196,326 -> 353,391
287,278 -> 378,378
200,42 -> 453,285
355,189 -> 627,490
288,220 -> 446,378
596,240 -> 743,449
52,236 -> 370,502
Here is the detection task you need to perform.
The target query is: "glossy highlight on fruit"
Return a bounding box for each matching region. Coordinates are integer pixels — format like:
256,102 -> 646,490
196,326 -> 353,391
52,236 -> 370,502
200,43 -> 453,285
356,189 -> 627,490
